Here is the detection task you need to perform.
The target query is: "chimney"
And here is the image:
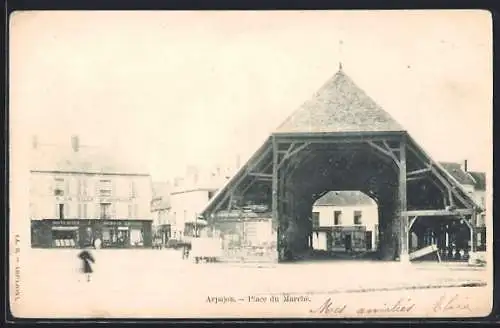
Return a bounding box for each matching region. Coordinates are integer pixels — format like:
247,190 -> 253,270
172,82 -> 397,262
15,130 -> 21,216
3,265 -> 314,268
71,135 -> 80,152
32,135 -> 38,149
461,159 -> 468,172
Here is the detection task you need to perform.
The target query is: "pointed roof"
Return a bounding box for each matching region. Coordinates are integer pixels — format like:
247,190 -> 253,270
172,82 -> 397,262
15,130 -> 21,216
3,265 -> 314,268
275,69 -> 405,134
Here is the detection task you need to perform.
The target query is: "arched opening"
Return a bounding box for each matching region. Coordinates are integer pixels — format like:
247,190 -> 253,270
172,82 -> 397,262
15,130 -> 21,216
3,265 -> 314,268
309,190 -> 379,260
277,141 -> 403,262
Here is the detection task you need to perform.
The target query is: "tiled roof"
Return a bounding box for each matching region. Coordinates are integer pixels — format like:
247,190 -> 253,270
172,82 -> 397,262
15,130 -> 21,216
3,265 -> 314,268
314,191 -> 376,207
468,171 -> 486,191
30,144 -> 150,175
438,162 -> 475,186
275,69 -> 405,134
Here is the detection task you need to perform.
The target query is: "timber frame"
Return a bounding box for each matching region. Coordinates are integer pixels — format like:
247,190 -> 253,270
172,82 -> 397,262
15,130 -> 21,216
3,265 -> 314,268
201,130 -> 483,263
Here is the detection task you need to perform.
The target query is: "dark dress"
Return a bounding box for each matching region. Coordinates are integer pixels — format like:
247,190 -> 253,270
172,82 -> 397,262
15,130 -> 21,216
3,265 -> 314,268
78,250 -> 95,274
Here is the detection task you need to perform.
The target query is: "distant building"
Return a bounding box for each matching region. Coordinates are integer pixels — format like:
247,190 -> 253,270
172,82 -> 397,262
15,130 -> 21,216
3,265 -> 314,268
169,165 -> 233,240
151,181 -> 172,245
440,160 -> 487,252
311,191 -> 379,253
30,135 -> 153,249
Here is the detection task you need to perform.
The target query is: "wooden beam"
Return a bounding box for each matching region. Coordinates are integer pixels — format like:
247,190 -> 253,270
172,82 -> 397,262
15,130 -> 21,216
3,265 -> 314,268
247,147 -> 272,172
272,136 -> 279,260
367,141 -> 401,168
278,142 -> 310,170
399,138 -> 409,261
403,209 -> 475,216
407,145 -> 432,169
249,173 -> 273,178
407,167 -> 431,177
430,166 -> 472,208
407,176 -> 427,182
409,216 -> 419,230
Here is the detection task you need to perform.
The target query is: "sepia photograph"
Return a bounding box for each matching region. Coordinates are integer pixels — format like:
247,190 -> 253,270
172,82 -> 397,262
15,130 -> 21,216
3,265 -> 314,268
9,10 -> 493,319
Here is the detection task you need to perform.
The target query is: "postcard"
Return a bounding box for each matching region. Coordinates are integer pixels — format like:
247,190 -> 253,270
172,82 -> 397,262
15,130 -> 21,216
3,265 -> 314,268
9,10 -> 493,319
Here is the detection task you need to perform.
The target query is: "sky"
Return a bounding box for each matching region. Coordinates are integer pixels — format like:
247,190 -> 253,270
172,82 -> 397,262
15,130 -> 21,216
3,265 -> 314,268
10,10 -> 492,182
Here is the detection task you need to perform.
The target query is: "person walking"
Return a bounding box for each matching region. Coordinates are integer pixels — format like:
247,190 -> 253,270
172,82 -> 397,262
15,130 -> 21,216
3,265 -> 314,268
78,249 -> 95,282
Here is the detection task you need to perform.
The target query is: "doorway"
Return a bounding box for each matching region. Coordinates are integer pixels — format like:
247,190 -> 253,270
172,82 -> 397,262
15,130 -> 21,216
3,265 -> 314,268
345,234 -> 352,252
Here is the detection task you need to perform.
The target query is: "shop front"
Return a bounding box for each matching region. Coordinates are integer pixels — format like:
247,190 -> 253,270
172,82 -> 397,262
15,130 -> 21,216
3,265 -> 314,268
211,211 -> 277,262
30,219 -> 153,249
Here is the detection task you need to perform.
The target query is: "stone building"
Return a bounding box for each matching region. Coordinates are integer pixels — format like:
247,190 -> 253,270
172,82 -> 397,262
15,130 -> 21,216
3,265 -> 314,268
311,191 -> 379,253
30,135 -> 153,249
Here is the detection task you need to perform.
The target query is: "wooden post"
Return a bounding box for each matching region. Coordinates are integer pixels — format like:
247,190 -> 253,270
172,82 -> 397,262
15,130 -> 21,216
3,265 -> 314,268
272,136 -> 280,261
399,137 -> 409,263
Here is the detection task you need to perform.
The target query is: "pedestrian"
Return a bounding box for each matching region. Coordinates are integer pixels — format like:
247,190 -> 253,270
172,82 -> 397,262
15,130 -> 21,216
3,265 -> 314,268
78,249 -> 95,282
94,237 -> 102,250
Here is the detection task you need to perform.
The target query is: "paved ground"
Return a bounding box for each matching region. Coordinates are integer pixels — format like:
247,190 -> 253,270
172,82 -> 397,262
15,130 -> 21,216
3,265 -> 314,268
11,249 -> 491,318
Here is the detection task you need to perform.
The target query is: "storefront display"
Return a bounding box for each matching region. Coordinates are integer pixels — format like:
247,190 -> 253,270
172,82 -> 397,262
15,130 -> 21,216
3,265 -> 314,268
30,219 -> 152,249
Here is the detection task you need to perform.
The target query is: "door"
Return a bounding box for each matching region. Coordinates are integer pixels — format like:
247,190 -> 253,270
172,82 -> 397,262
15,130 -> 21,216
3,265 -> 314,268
365,231 -> 372,251
345,234 -> 352,252
326,232 -> 333,251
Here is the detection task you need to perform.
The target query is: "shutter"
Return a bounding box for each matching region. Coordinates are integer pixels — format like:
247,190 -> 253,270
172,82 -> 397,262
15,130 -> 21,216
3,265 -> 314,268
64,203 -> 69,219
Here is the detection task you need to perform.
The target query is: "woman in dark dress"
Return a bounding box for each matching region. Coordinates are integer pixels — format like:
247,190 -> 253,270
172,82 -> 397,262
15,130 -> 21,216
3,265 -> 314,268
78,249 -> 95,282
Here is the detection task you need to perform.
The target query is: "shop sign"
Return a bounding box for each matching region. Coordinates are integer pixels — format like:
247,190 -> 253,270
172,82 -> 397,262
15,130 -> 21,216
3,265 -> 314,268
216,210 -> 271,219
102,221 -> 131,227
53,220 -> 84,226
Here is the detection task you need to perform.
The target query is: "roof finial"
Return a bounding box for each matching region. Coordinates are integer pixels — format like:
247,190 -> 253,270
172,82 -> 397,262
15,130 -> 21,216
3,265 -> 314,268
338,39 -> 344,72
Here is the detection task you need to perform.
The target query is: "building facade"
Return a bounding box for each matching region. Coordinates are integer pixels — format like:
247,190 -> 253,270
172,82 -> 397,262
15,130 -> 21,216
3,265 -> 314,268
311,191 -> 379,253
30,136 -> 153,248
438,161 -> 487,254
168,166 -> 231,240
151,181 -> 172,245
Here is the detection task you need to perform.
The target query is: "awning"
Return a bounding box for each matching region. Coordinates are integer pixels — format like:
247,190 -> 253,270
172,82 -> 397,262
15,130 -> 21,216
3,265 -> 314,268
52,226 -> 78,231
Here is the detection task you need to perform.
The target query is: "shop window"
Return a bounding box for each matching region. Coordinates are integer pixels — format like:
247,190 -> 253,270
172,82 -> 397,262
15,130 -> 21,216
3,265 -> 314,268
312,212 -> 320,228
130,228 -> 143,246
334,211 -> 342,225
354,211 -> 362,225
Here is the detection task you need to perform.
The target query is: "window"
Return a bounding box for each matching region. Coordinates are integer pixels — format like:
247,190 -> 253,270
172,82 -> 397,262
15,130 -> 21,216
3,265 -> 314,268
478,214 -> 486,227
100,203 -> 111,219
130,181 -> 137,198
83,204 -> 88,218
208,191 -> 215,200
134,204 -> 139,217
100,189 -> 112,197
334,211 -> 342,225
312,212 -> 320,228
354,211 -> 362,225
78,204 -> 82,217
99,179 -> 112,198
54,178 -> 65,196
128,204 -> 133,218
